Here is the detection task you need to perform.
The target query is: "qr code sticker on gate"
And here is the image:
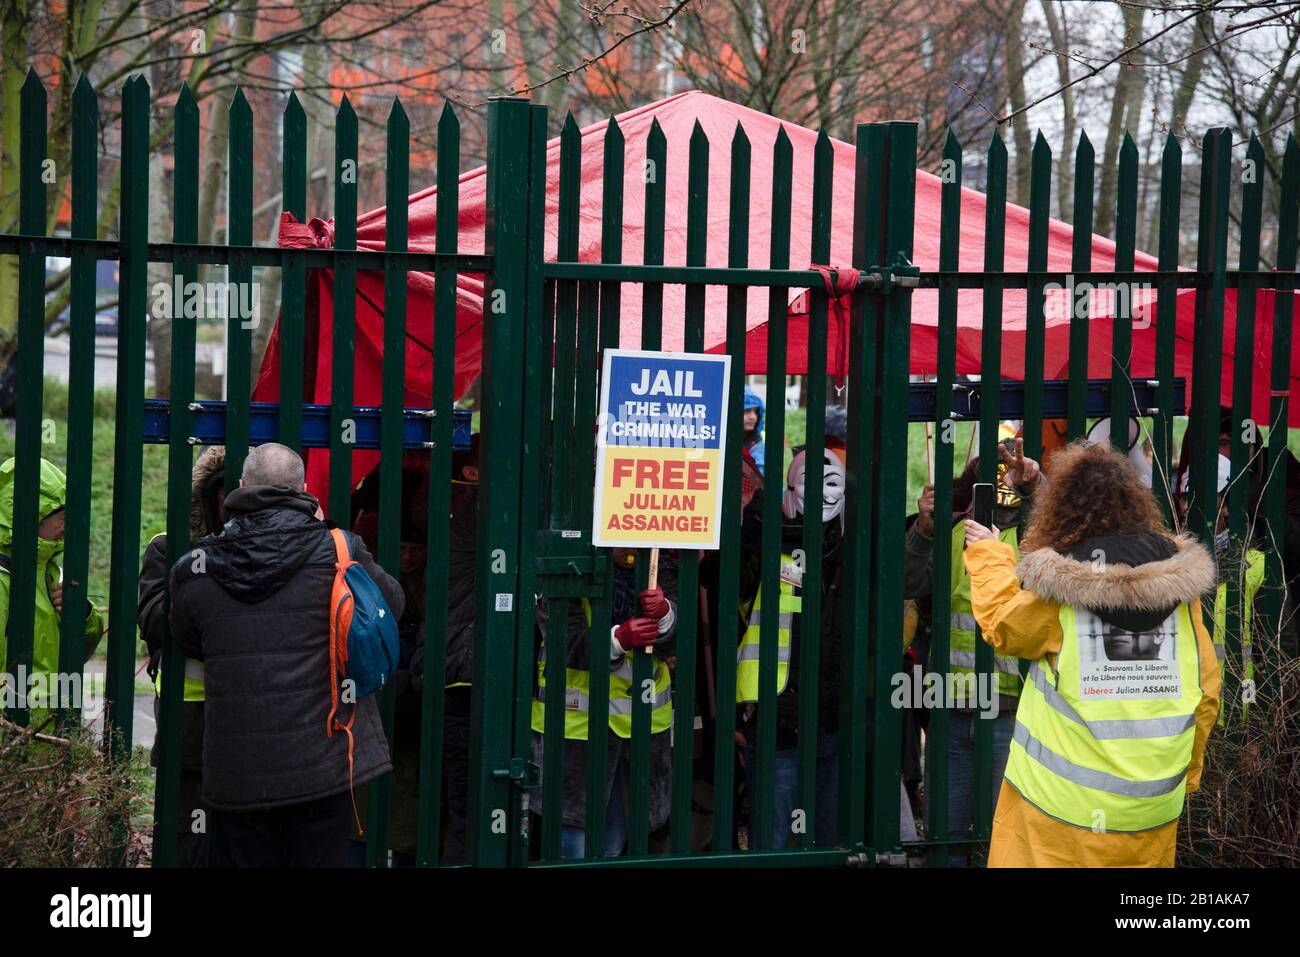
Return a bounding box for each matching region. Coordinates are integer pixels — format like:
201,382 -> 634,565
495,593 -> 514,612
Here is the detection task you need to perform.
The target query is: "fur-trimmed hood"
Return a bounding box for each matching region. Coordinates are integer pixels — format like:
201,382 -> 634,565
1017,531 -> 1216,632
191,446 -> 227,538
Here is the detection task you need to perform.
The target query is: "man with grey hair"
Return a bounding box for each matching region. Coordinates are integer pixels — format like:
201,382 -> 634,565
169,442 -> 403,866
240,442 -> 307,490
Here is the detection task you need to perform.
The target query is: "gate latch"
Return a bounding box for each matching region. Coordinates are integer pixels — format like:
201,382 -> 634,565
493,758 -> 541,790
865,252 -> 920,294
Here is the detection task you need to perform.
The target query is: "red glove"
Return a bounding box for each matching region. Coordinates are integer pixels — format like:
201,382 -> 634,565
640,587 -> 669,620
614,617 -> 659,652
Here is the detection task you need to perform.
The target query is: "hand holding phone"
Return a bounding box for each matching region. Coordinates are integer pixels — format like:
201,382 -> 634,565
966,482 -> 999,546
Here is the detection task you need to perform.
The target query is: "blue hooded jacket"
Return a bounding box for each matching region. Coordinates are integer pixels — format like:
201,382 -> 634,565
742,386 -> 766,477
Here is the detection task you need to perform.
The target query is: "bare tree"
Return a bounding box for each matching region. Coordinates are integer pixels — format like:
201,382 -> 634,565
1092,1 -> 1145,237
1038,0 -> 1075,220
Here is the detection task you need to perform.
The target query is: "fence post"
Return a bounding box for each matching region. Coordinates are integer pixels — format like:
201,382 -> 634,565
508,101 -> 550,868
7,69 -> 48,730
105,75 -> 150,772
798,129 -> 833,850
366,97 -> 411,867
224,90 -> 252,482
1186,128 -> 1232,547
1152,135 -> 1182,523
326,96 -> 358,524
1066,133 -> 1094,440
153,82 -> 201,868
926,129 -> 964,867
537,113 -> 581,861
1109,134 -> 1138,440
754,126 -> 789,853
60,75 -> 98,736
469,94 -> 533,867
414,102 -> 464,867
972,132 -> 1008,844
278,93 -> 307,452
867,121 -> 917,857
711,122 -> 750,852
840,121 -> 884,853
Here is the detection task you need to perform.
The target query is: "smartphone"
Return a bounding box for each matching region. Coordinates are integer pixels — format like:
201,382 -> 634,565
971,482 -> 995,531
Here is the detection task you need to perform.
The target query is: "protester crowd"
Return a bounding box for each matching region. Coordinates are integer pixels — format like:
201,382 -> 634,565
1,391 -> 1295,868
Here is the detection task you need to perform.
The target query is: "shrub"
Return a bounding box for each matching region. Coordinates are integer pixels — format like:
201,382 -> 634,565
0,716 -> 150,867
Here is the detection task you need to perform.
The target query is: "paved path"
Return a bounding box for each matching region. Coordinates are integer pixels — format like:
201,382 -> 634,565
81,658 -> 156,751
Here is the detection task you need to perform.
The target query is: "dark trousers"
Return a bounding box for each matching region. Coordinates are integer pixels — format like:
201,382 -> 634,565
441,692 -> 471,865
210,791 -> 354,867
174,771 -> 210,867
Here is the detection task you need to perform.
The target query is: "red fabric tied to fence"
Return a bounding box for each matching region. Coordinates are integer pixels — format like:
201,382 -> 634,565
253,90 -> 1300,506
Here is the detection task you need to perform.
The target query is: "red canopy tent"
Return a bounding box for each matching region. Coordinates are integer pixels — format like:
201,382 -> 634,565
254,90 -> 1298,503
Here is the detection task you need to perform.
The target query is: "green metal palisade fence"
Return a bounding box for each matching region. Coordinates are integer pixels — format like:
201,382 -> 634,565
2,72 -> 1297,868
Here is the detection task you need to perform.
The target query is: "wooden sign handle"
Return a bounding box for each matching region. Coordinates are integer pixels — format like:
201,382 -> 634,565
645,548 -> 659,654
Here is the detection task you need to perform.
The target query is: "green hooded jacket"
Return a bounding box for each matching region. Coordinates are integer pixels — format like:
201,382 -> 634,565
0,457 -> 104,709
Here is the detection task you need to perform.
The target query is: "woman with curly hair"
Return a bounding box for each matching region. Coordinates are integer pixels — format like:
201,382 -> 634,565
962,440 -> 1221,867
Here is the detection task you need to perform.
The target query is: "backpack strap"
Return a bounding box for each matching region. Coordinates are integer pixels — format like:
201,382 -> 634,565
328,527 -> 352,565
325,528 -> 363,835
325,528 -> 353,739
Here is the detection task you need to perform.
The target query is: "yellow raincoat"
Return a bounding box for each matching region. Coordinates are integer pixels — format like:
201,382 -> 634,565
963,538 -> 1220,868
0,457 -> 105,715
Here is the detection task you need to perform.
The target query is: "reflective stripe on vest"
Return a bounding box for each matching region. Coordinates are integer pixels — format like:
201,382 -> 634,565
736,554 -> 801,703
949,521 -> 1023,699
1025,661 -> 1196,739
1004,602 -> 1202,832
529,598 -> 672,740
948,648 -> 1022,675
153,657 -> 206,703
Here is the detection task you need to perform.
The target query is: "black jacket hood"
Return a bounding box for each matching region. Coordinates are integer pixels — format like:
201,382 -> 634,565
1017,531 -> 1216,633
199,484 -> 329,603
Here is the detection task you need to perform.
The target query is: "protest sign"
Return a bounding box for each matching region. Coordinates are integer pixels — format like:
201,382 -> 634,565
593,349 -> 731,550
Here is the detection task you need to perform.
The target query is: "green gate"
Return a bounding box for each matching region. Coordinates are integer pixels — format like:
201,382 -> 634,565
2,74 -> 1297,867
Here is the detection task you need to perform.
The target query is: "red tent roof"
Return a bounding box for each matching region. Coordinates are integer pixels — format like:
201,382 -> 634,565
255,90 -> 1298,502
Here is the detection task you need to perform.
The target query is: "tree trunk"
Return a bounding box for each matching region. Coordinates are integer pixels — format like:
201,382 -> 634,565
293,7 -> 332,215
1040,0 -> 1075,221
0,0 -> 29,364
1094,2 -> 1144,238
147,139 -> 173,396
144,0 -> 176,397
196,88 -> 230,264
1170,12 -> 1210,140
1005,0 -> 1033,207
1141,13 -> 1208,252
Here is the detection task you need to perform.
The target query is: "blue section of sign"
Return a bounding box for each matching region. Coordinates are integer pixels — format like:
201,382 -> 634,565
604,353 -> 727,450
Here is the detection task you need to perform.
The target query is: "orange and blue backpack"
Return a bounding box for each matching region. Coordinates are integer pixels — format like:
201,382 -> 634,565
325,528 -> 399,827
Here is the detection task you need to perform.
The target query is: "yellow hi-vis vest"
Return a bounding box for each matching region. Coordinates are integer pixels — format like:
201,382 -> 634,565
1212,547 -> 1264,724
736,553 -> 801,703
950,521 -> 1023,701
1005,602 -> 1202,832
1212,548 -> 1264,665
153,658 -> 205,702
530,598 -> 672,740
